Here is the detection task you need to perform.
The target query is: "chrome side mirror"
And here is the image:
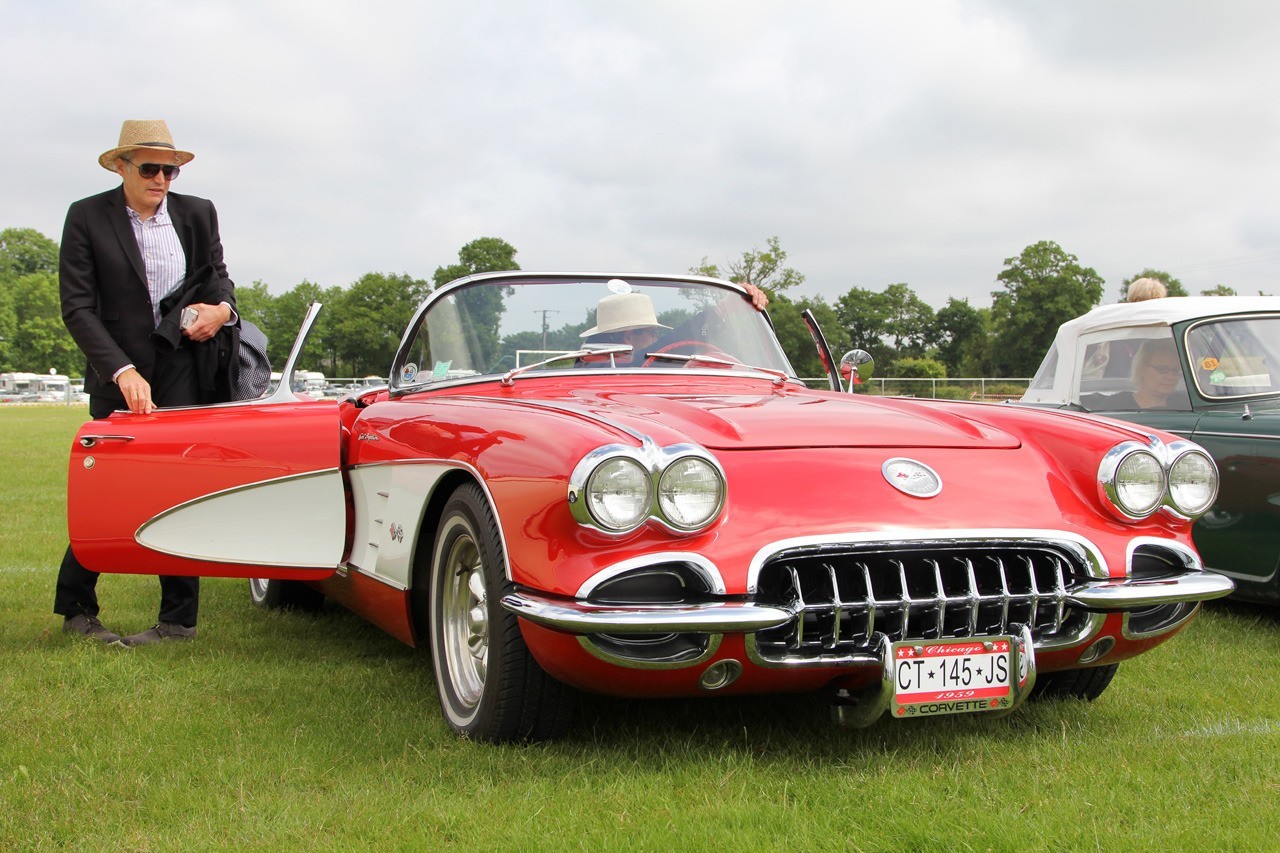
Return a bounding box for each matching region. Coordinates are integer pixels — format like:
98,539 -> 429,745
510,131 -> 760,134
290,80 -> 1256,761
839,350 -> 874,392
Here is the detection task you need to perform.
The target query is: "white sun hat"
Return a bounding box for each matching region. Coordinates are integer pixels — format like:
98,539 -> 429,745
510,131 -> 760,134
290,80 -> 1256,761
580,292 -> 672,336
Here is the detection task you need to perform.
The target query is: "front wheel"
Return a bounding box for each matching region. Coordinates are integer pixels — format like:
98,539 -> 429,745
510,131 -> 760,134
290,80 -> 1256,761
429,483 -> 574,742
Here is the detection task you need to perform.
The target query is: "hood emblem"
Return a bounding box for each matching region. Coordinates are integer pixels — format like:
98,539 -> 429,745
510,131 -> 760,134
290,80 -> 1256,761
882,457 -> 942,498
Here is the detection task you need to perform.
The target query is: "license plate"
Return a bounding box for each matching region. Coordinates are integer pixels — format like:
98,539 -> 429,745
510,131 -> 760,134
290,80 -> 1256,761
890,637 -> 1014,718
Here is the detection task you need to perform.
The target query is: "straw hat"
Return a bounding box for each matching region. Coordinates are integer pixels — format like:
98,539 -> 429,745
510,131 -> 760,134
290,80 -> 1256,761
580,292 -> 671,337
98,120 -> 195,172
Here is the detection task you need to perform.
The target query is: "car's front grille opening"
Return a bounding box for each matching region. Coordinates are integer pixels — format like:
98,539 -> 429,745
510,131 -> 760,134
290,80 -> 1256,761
753,543 -> 1094,663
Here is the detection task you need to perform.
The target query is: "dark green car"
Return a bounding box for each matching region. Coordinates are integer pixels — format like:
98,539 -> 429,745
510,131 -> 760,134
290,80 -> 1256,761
1024,297 -> 1280,604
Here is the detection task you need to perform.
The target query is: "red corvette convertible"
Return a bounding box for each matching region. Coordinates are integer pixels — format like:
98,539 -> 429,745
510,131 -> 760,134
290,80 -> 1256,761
68,273 -> 1232,741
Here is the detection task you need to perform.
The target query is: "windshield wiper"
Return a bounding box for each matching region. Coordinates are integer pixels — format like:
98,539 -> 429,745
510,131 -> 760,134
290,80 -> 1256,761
643,352 -> 790,385
500,344 -> 633,386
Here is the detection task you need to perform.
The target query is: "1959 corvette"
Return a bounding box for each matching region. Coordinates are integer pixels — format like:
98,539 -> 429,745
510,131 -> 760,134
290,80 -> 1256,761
69,273 -> 1233,742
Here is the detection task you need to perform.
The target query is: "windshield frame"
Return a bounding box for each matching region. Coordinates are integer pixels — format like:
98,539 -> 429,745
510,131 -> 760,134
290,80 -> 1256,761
389,272 -> 798,397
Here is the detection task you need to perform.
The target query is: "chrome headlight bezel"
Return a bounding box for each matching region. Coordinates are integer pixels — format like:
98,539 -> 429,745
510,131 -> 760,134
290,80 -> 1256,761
569,440 -> 726,535
1098,437 -> 1219,522
1165,443 -> 1219,518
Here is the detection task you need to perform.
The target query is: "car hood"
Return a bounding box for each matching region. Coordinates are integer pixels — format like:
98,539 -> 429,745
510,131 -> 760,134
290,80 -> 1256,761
535,389 -> 1021,451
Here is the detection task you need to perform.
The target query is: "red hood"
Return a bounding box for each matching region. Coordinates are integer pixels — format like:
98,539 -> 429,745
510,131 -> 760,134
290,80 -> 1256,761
526,388 -> 1021,451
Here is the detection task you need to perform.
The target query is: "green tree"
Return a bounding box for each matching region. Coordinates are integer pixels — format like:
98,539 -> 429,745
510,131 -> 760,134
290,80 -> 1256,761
234,280 -> 273,327
834,282 -> 936,372
8,272 -> 80,375
433,238 -> 520,371
934,297 -> 985,376
690,236 -> 804,296
262,281 -> 326,368
1200,284 -> 1238,296
1118,268 -> 1187,301
0,228 -> 62,371
990,241 -> 1104,376
0,228 -> 59,280
330,272 -> 431,376
767,293 -> 850,382
432,237 -> 520,288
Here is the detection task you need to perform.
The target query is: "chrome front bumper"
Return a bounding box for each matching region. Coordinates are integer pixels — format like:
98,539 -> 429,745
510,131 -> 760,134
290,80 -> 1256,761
501,570 -> 1234,636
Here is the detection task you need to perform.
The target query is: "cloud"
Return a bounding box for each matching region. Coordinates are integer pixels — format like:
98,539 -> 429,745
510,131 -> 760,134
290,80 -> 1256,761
3,0 -> 1278,308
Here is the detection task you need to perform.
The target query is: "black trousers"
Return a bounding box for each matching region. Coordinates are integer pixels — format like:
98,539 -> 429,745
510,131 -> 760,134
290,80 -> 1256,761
53,347 -> 201,628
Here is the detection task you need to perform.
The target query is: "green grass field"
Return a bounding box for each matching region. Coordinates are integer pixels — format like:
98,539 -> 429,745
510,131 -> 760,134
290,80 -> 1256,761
1,405 -> 1277,850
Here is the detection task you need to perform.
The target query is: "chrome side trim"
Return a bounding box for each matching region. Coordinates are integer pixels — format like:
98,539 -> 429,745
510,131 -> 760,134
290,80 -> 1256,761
501,590 -> 794,634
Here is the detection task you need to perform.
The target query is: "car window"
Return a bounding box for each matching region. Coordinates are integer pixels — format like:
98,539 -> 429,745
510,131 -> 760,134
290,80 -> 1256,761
1074,328 -> 1191,412
394,277 -> 795,391
1186,315 -> 1280,399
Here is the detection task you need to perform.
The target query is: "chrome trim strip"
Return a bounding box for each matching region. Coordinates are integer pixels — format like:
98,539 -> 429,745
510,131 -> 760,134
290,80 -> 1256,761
575,553 -> 727,598
500,590 -> 794,634
1192,430 -> 1280,441
342,563 -> 410,592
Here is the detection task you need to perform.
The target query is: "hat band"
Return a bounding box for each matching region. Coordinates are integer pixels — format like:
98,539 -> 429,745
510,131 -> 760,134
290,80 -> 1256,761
133,141 -> 176,149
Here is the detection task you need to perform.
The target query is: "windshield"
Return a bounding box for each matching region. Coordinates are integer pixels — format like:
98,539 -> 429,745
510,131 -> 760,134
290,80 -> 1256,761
393,275 -> 795,390
1186,315 -> 1280,400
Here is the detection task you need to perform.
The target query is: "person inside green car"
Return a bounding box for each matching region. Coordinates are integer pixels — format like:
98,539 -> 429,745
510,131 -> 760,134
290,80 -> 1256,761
1097,338 -> 1190,410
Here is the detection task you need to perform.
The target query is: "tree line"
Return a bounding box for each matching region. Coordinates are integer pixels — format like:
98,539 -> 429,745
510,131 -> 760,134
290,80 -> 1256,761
0,225 -> 1261,382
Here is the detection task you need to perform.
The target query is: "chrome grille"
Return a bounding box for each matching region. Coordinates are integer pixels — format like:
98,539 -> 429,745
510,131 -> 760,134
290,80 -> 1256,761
753,543 -> 1094,662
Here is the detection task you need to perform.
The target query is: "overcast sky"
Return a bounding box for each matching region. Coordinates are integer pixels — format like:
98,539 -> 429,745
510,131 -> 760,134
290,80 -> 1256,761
4,0 -> 1278,309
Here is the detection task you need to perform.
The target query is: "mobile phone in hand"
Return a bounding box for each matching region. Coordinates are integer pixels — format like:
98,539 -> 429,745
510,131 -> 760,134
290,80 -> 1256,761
180,307 -> 198,330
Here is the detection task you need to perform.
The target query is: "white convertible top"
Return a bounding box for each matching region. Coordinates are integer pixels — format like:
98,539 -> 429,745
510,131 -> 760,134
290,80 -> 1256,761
1023,296 -> 1280,404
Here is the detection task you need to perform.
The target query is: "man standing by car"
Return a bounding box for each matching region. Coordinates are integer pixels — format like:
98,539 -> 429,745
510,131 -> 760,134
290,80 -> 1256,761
55,119 -> 237,646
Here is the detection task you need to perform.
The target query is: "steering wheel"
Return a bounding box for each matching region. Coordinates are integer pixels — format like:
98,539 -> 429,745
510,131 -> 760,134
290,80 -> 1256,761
642,340 -> 732,368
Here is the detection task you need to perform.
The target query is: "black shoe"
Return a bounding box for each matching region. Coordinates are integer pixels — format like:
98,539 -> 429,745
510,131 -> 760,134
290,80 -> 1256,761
120,622 -> 197,647
62,614 -> 122,643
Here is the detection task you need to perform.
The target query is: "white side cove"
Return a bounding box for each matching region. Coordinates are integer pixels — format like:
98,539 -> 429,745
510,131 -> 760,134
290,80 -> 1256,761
136,470 -> 346,567
346,461 -> 454,591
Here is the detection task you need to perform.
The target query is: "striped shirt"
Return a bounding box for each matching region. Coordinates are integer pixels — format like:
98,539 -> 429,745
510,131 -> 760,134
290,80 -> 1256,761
126,196 -> 187,326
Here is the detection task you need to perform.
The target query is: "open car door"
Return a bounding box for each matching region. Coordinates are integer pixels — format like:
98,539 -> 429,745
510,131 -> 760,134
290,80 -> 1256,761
67,302 -> 345,581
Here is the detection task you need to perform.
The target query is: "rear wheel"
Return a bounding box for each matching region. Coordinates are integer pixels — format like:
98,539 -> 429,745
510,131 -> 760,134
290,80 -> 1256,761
428,483 -> 574,742
248,578 -> 325,612
1030,663 -> 1119,701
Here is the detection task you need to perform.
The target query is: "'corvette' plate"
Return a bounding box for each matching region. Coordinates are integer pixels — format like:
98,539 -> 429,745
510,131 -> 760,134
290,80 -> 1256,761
890,637 -> 1014,718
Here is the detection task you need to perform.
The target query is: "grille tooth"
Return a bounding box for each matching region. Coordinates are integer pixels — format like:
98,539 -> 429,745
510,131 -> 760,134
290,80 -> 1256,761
754,543 -> 1093,663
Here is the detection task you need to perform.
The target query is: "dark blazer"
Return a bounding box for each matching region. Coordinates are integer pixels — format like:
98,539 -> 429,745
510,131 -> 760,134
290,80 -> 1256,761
59,186 -> 236,404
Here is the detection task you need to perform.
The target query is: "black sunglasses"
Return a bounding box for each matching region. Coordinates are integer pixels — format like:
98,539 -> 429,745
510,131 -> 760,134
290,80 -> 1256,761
124,158 -> 180,180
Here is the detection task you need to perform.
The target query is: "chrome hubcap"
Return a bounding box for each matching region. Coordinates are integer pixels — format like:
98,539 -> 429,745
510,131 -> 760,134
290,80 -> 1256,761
441,533 -> 488,708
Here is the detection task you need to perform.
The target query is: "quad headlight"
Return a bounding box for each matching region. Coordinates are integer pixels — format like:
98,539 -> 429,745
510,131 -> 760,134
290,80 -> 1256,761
658,457 -> 726,531
1167,448 -> 1218,517
584,457 -> 652,531
1098,439 -> 1219,522
570,441 -> 726,534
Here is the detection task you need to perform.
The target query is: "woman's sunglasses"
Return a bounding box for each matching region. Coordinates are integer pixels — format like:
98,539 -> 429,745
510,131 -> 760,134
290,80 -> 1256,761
124,158 -> 180,180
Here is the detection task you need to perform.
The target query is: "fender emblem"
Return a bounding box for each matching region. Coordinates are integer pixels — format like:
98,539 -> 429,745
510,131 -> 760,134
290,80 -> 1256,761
389,522 -> 404,542
357,432 -> 379,441
882,457 -> 942,498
